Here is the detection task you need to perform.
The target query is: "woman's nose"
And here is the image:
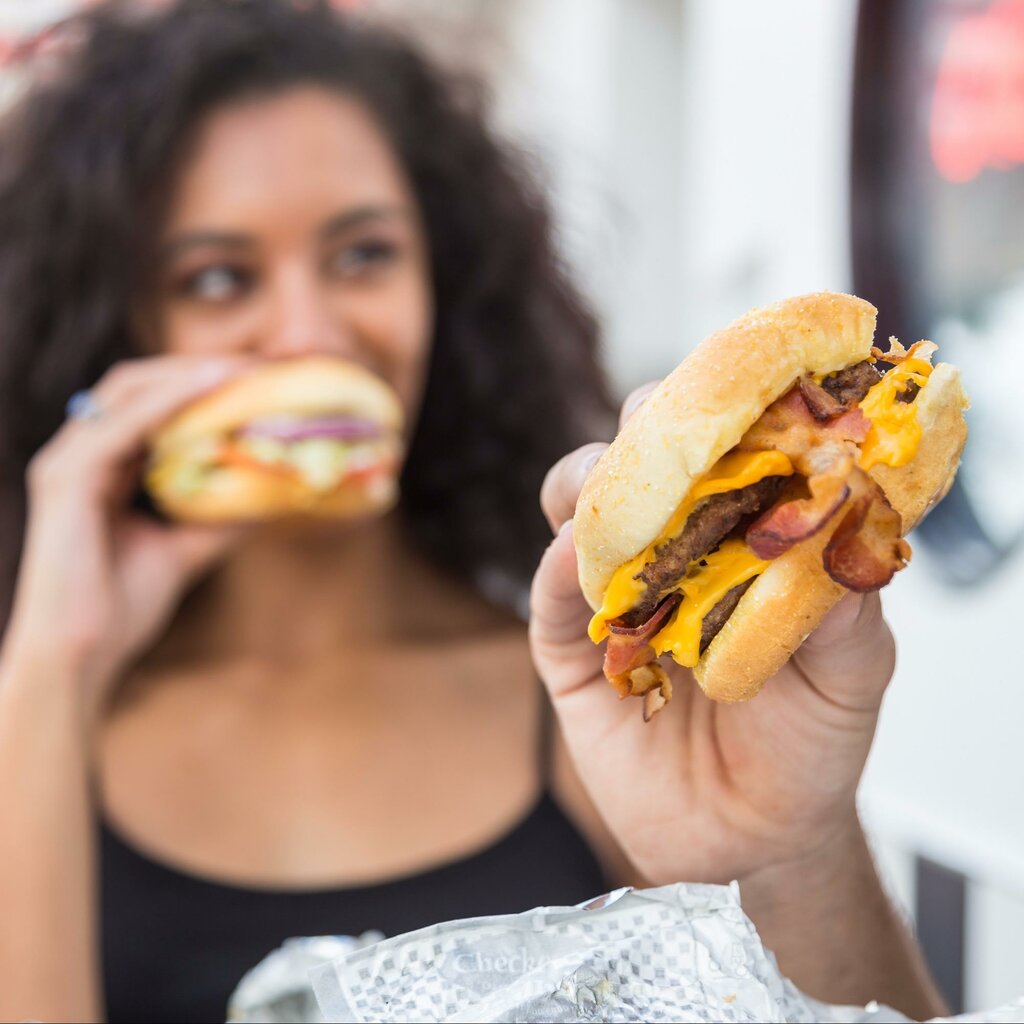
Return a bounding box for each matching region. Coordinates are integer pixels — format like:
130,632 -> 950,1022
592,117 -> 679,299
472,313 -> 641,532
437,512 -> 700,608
261,265 -> 352,360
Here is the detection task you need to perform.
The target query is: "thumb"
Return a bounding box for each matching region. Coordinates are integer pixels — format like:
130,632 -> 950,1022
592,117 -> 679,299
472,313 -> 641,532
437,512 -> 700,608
790,591 -> 896,712
529,521 -> 596,664
168,522 -> 250,581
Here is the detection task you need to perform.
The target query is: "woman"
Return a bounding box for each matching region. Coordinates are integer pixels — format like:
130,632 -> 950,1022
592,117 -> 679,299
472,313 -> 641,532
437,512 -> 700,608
0,2 -> 945,1022
0,2 -> 622,1020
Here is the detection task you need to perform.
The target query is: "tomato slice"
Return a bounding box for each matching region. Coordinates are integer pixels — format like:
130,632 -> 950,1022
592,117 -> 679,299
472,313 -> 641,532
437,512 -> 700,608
217,443 -> 299,480
217,443 -> 396,488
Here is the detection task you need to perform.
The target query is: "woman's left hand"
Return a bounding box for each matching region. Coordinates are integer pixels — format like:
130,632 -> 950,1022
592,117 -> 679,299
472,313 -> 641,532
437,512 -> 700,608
528,385 -> 896,889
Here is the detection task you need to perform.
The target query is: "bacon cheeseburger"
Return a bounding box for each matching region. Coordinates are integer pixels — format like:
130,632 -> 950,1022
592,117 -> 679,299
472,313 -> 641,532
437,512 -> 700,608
576,293 -> 968,719
146,357 -> 403,522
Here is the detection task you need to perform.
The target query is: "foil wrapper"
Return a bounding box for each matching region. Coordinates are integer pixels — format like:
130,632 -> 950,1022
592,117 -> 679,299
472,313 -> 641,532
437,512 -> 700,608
931,1003 -> 1024,1023
299,883 -> 1024,1024
227,932 -> 382,1023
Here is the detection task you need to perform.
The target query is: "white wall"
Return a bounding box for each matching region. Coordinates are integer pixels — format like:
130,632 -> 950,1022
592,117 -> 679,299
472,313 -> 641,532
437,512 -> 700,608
674,0 -> 856,360
493,0 -> 686,392
485,0 -> 859,393
489,0 -> 1024,1006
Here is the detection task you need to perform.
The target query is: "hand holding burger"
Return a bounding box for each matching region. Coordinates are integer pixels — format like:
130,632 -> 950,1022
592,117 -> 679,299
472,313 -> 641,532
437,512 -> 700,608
529,293 -> 957,1013
3,354 -> 404,722
529,291 -> 965,890
1,355 -> 254,717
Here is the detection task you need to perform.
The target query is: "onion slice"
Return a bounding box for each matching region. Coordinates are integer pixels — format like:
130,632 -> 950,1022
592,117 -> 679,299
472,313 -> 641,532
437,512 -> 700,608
238,415 -> 382,443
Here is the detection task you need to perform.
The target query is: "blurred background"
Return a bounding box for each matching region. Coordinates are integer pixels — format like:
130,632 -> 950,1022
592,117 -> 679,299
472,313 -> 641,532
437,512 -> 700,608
2,0 -> 1022,1013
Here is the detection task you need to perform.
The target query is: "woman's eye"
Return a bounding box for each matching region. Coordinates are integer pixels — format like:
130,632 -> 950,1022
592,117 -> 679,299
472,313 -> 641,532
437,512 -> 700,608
328,240 -> 398,278
181,265 -> 251,302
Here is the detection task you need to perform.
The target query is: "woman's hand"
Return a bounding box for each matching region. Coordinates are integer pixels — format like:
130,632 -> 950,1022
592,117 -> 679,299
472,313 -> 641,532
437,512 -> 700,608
1,355 -> 252,718
529,384 -> 896,888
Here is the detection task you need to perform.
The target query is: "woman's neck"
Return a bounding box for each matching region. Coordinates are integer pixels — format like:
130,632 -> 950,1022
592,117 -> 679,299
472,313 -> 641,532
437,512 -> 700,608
150,512 -> 517,669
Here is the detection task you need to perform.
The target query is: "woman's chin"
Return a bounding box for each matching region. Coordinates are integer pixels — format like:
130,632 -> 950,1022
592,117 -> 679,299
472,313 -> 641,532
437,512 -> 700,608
248,505 -> 395,544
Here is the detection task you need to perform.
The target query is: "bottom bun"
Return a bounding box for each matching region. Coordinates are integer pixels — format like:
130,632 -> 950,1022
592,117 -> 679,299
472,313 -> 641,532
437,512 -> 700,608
693,363 -> 969,703
152,464 -> 399,523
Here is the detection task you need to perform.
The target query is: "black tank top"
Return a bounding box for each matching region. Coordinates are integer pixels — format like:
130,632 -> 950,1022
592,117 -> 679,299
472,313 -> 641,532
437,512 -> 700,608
100,790 -> 608,1022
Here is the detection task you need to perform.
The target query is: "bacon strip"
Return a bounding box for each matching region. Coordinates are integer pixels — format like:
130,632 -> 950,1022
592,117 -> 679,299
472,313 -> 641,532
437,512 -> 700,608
602,596 -> 682,718
871,338 -> 937,364
624,664 -> 673,722
822,469 -> 910,591
828,407 -> 872,444
746,452 -> 852,559
738,389 -> 870,460
798,377 -> 848,420
603,594 -> 681,682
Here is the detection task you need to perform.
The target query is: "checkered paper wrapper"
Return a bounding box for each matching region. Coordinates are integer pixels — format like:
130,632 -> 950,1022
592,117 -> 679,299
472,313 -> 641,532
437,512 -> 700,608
309,882 -> 921,1024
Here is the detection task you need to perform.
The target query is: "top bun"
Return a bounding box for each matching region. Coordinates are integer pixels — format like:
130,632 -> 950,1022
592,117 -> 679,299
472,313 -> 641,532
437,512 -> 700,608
152,356 -> 404,455
574,292 -> 878,610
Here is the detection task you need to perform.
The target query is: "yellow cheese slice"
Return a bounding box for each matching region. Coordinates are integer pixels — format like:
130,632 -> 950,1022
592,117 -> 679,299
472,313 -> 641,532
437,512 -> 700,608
588,449 -> 792,641
858,357 -> 933,472
650,539 -> 769,667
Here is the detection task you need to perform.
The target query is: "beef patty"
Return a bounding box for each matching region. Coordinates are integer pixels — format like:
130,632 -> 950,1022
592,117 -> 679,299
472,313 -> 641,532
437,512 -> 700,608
621,474 -> 787,627
821,359 -> 881,407
699,578 -> 755,654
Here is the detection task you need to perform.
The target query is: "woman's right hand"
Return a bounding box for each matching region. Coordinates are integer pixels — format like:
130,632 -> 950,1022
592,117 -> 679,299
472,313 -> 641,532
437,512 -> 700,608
0,355 -> 253,719
529,384 -> 898,888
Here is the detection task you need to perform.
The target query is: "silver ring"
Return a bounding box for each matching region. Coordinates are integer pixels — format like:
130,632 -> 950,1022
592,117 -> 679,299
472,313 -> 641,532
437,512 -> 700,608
65,389 -> 104,422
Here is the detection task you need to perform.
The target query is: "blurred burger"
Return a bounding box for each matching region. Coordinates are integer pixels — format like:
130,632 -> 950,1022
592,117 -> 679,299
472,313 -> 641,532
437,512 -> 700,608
146,357 -> 404,522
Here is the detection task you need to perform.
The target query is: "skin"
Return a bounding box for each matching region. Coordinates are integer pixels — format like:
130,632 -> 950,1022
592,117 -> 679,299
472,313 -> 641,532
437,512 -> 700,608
0,88 -> 624,1021
529,384 -> 948,1020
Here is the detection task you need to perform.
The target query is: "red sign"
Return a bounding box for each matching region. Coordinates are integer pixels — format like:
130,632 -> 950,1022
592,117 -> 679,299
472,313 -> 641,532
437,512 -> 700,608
930,0 -> 1024,182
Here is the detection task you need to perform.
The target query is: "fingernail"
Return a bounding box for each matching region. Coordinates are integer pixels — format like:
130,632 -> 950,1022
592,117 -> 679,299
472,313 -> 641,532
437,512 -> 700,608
558,518 -> 574,536
623,387 -> 655,421
624,397 -> 645,419
853,592 -> 877,626
196,360 -> 243,385
582,451 -> 601,476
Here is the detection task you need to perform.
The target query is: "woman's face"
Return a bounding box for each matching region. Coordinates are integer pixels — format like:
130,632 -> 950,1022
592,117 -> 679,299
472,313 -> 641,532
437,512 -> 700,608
151,86 -> 433,417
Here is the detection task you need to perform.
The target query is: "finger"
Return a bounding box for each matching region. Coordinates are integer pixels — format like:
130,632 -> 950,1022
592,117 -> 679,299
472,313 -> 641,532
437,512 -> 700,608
92,357 -> 244,447
41,357 -> 252,496
536,381 -> 659,534
540,443 -> 607,534
114,517 -> 250,620
791,591 -> 895,712
618,382 -> 658,430
87,354 -> 250,409
529,522 -> 594,651
529,525 -> 685,772
167,522 -> 252,580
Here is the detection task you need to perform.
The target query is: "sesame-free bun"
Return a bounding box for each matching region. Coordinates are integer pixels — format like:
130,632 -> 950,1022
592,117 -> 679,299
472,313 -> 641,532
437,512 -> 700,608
573,293 -> 970,704
575,292 -> 878,609
148,458 -> 400,524
152,357 -> 403,452
147,357 -> 404,523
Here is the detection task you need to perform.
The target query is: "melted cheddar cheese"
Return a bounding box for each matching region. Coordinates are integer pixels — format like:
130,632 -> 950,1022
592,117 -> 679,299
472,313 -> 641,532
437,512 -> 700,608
857,357 -> 933,471
588,351 -> 935,670
650,539 -> 769,667
587,449 -> 792,642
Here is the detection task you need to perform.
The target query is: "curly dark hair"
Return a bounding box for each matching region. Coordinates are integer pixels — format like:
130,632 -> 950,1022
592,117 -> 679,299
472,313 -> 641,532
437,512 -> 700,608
0,0 -> 614,627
